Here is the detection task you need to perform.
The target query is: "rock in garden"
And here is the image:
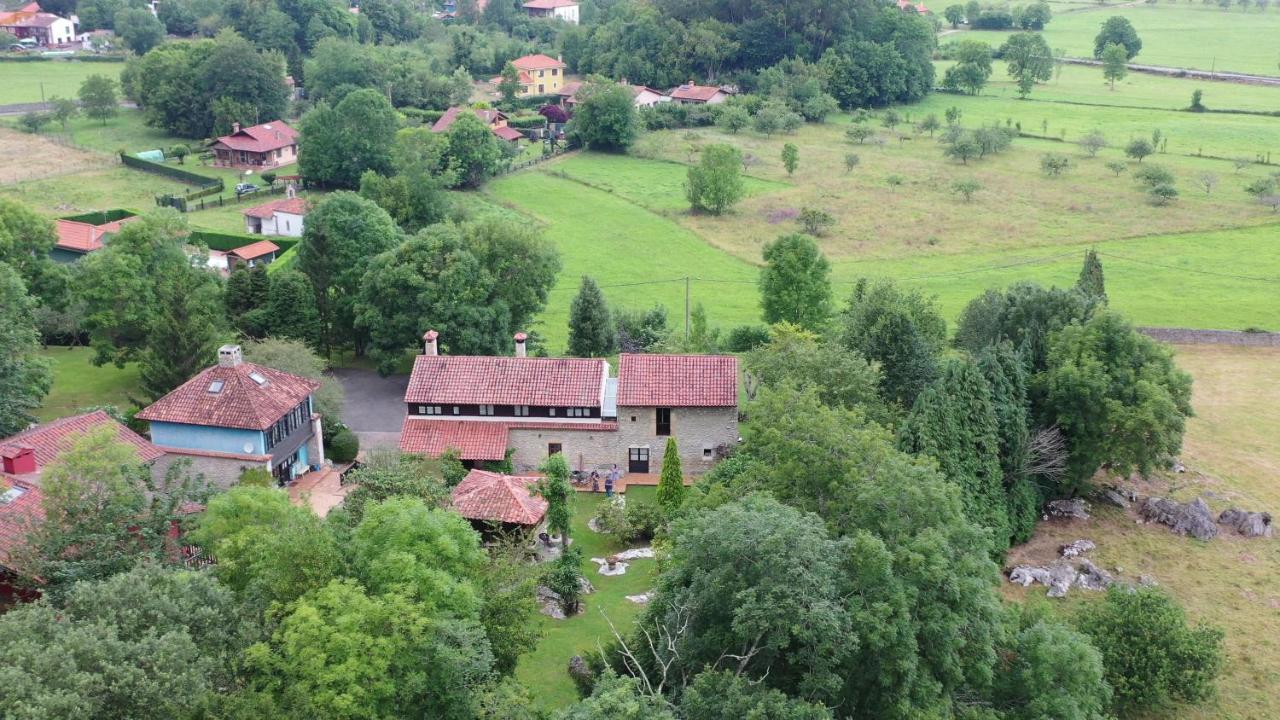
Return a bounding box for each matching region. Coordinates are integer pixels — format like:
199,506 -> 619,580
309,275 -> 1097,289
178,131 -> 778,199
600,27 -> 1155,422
1100,489 -> 1132,509
1139,574 -> 1159,587
1060,539 -> 1096,558
625,592 -> 654,604
1218,508 -> 1273,538
615,547 -> 655,561
591,556 -> 630,576
1137,496 -> 1218,540
1046,498 -> 1091,520
1010,563 -> 1077,598
1074,559 -> 1114,591
537,586 -> 566,619
568,656 -> 592,687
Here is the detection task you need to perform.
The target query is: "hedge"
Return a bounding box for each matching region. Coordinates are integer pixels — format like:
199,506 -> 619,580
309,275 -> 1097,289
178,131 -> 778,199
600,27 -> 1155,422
121,152 -> 223,189
0,54 -> 126,63
507,115 -> 548,129
188,229 -> 298,254
400,107 -> 445,124
60,208 -> 135,225
266,245 -> 298,274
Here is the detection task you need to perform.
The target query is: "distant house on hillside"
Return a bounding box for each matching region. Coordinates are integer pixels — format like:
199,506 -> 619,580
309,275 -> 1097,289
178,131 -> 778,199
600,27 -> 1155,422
668,82 -> 729,105
211,121 -> 298,169
227,239 -> 280,268
136,345 -> 325,487
242,196 -> 307,237
522,0 -> 578,24
431,106 -> 524,142
491,54 -> 566,97
51,212 -> 138,262
559,81 -> 669,109
0,4 -> 75,46
897,0 -> 929,12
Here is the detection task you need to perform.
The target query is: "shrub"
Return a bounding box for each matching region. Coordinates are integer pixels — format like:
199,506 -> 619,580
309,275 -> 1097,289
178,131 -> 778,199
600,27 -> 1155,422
1080,586 -> 1224,716
1077,130 -> 1107,157
844,153 -> 860,173
539,104 -> 569,123
797,207 -> 835,236
624,501 -> 664,543
724,324 -> 771,351
886,174 -> 905,186
1147,183 -> 1178,206
1133,164 -> 1175,188
593,497 -> 632,538
1040,153 -> 1071,177
542,546 -> 585,615
1243,176 -> 1277,197
238,467 -> 274,487
328,428 -> 360,463
951,178 -> 982,202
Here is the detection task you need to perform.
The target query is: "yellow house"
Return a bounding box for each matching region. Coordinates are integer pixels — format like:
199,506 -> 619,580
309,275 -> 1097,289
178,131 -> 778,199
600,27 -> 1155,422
494,54 -> 567,97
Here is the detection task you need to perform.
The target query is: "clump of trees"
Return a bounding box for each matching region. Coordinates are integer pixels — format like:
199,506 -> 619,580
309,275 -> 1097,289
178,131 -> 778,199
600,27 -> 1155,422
686,143 -> 745,214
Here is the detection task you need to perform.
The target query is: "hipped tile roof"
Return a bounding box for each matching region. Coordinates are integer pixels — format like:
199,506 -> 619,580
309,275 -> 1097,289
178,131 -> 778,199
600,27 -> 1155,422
451,469 -> 547,525
242,197 -> 307,219
229,240 -> 279,260
137,361 -> 319,431
616,354 -> 738,407
212,121 -> 297,154
0,410 -> 164,470
404,356 -> 605,407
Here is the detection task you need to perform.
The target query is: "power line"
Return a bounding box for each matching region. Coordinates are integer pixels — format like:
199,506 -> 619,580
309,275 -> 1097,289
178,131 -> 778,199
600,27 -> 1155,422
1096,251 -> 1280,284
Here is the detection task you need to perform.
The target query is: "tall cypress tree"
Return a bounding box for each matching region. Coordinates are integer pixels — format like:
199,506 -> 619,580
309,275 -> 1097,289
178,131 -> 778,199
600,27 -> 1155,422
899,356 -> 1011,553
978,343 -> 1040,544
567,276 -> 615,357
1076,249 -> 1107,305
656,437 -> 686,515
140,270 -> 226,400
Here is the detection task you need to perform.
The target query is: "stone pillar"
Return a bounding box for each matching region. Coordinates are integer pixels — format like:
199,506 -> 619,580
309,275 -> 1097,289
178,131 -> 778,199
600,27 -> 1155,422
309,415 -> 326,467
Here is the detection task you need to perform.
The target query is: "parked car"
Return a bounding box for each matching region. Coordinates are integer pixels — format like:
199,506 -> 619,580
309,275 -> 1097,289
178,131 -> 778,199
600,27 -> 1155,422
234,182 -> 259,195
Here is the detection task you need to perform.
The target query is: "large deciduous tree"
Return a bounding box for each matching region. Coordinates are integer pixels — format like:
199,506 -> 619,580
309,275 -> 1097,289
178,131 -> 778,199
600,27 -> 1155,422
444,111 -> 506,188
569,80 -> 640,151
0,263 -> 51,436
839,278 -> 946,409
299,88 -> 399,189
1093,16 -> 1142,60
686,143 -> 745,215
759,233 -> 833,331
743,323 -> 884,419
941,39 -> 993,95
241,337 -> 345,422
1001,32 -> 1054,98
78,73 -> 119,125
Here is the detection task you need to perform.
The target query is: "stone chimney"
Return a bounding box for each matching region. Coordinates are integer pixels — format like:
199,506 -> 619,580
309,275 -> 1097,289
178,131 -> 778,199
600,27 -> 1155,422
232,122 -> 241,133
217,344 -> 243,368
514,332 -> 528,358
424,330 -> 439,356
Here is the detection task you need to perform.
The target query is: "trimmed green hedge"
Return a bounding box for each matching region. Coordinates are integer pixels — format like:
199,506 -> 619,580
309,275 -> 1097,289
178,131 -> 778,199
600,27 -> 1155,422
400,107 -> 445,124
266,245 -> 298,274
60,209 -> 136,225
121,152 -> 222,189
188,229 -> 298,254
507,115 -> 548,129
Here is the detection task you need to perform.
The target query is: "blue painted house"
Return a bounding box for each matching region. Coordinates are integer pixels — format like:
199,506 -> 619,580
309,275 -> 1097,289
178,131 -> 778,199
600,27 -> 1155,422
137,345 -> 325,487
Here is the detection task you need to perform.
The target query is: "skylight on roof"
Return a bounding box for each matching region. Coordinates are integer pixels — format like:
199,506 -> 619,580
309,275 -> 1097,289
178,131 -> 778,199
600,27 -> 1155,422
207,380 -> 225,394
248,371 -> 268,386
0,486 -> 25,505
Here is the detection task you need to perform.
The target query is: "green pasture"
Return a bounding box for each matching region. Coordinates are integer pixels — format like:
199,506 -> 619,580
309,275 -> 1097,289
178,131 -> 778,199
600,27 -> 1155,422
961,4 -> 1280,75
543,152 -> 787,212
34,347 -> 141,421
0,164 -> 183,216
0,60 -> 123,105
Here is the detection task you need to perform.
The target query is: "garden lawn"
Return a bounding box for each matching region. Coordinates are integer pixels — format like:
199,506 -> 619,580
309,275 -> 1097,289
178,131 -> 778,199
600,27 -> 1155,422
34,347 -> 141,421
0,60 -> 123,105
960,4 -> 1280,75
1004,344 -> 1280,720
486,168 -> 760,352
516,488 -> 660,710
0,164 -> 186,215
33,108 -> 189,156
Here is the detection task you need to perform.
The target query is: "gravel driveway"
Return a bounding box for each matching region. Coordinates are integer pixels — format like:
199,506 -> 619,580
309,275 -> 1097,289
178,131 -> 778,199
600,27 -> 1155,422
332,368 -> 409,450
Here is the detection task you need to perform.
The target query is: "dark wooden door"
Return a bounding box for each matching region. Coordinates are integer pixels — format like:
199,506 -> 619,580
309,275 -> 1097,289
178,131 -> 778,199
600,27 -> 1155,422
628,447 -> 650,473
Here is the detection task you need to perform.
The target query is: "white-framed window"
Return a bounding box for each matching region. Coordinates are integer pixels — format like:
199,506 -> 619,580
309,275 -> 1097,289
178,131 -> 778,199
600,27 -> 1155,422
421,405 -> 442,415
479,404 -> 495,416
514,405 -> 530,416
549,408 -> 556,416
567,407 -> 591,418
453,406 -> 460,415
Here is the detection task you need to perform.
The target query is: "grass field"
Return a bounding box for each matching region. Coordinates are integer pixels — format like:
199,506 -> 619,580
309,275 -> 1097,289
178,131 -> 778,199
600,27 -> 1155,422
34,347 -> 141,421
0,60 -> 123,105
959,4 -> 1280,75
1003,343 -> 1280,720
516,487 -> 659,710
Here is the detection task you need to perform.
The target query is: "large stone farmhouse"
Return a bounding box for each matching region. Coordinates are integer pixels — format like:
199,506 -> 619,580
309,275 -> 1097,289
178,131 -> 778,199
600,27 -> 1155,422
400,331 -> 739,475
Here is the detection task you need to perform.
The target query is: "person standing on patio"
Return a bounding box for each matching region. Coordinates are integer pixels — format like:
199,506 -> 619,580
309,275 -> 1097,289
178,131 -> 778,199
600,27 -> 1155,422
605,464 -> 619,497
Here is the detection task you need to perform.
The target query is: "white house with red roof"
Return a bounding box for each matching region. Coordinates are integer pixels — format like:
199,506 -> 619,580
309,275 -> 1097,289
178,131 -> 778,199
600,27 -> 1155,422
136,345 -> 324,487
400,331 -> 738,476
0,4 -> 74,46
211,121 -> 298,169
668,82 -> 730,105
243,196 -> 307,237
492,54 -> 567,97
559,81 -> 670,109
451,468 -> 548,531
522,0 -> 578,24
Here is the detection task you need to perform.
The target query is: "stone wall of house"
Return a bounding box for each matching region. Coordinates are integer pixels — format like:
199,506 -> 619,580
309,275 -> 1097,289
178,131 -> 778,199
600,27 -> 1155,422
152,452 -> 269,492
504,406 -> 739,476
617,406 -> 739,474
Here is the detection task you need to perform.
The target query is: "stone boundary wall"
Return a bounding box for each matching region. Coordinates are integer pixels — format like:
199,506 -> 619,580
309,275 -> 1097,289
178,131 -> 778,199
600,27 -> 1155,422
1139,328 -> 1280,347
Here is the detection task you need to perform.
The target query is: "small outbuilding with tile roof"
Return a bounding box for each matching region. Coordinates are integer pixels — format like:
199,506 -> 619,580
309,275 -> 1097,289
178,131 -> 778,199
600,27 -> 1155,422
451,468 -> 548,531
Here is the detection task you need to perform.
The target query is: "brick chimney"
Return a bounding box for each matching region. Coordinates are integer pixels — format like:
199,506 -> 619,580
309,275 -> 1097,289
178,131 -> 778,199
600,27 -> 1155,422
424,330 -> 439,356
217,344 -> 243,368
232,122 -> 241,133
1,446 -> 36,476
514,332 -> 528,358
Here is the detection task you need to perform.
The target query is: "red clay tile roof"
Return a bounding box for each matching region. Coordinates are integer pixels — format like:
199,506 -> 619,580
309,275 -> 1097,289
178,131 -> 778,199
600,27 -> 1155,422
0,410 -> 164,471
557,80 -> 582,98
493,125 -> 525,141
0,476 -> 42,569
399,418 -> 619,460
242,197 -> 308,219
669,84 -> 724,102
137,361 -> 319,431
617,354 -> 738,407
522,0 -> 577,8
431,106 -> 507,133
400,419 -> 510,460
512,53 -> 565,70
54,216 -> 137,253
212,121 -> 298,154
405,356 -> 606,406
229,239 -> 280,260
451,469 -> 547,525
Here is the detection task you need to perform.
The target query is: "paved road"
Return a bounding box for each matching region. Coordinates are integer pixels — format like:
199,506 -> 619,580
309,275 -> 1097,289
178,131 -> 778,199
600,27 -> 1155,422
332,368 -> 409,450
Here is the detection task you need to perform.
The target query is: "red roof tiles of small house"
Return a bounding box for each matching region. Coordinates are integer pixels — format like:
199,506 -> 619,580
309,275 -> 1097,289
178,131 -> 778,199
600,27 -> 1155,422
0,410 -> 164,472
522,0 -> 577,8
405,355 -> 606,406
229,239 -> 280,260
0,476 -> 43,569
493,125 -> 525,141
451,468 -> 548,525
512,53 -> 565,70
431,106 -> 507,133
399,418 -> 618,460
137,361 -> 319,431
617,354 -> 738,407
558,80 -> 582,98
242,197 -> 308,219
212,121 -> 298,154
669,83 -> 724,102
54,216 -> 137,253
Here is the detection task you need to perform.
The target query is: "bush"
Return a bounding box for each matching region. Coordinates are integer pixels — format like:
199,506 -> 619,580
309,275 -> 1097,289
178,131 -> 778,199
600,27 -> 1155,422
724,324 -> 771,351
1040,153 -> 1071,177
624,501 -> 664,543
1080,586 -> 1224,716
1243,176 -> 1277,197
328,428 -> 360,463
593,497 -> 631,538
1147,183 -> 1178,206
797,207 -> 835,236
1132,164 -> 1174,188
542,546 -> 585,615
238,467 -> 274,487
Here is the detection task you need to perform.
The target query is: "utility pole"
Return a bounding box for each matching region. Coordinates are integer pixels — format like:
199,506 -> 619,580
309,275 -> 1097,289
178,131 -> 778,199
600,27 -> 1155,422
684,276 -> 690,343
